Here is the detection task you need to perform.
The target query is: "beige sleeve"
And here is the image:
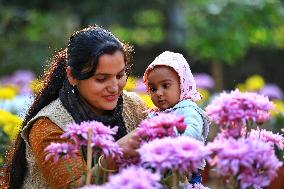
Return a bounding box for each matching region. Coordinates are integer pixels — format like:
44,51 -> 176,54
122,91 -> 149,132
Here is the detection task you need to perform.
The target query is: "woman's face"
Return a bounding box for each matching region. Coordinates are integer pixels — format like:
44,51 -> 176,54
71,51 -> 127,115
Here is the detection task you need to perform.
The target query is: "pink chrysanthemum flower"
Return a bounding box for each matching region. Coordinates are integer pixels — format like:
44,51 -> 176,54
61,121 -> 118,146
249,128 -> 284,150
60,121 -> 122,158
207,137 -> 282,188
207,137 -> 251,176
44,142 -> 78,163
45,121 -> 122,162
138,136 -> 209,174
91,137 -> 122,158
136,113 -> 186,141
206,89 -> 274,137
102,166 -> 161,189
117,156 -> 140,169
217,125 -> 246,139
238,139 -> 282,188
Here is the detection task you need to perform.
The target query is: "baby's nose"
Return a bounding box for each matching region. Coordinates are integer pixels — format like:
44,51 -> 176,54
156,89 -> 163,96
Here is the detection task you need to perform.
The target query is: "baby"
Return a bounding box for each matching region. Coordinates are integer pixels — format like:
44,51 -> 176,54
143,51 -> 210,184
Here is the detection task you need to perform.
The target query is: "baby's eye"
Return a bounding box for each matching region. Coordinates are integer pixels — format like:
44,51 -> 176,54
149,86 -> 156,92
162,83 -> 171,89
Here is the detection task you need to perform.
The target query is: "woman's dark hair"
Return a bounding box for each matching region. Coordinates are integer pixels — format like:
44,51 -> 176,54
2,25 -> 133,189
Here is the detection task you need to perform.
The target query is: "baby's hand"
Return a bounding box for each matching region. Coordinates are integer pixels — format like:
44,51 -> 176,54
116,130 -> 141,159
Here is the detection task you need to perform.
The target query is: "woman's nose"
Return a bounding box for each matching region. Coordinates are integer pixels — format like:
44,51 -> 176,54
107,78 -> 119,93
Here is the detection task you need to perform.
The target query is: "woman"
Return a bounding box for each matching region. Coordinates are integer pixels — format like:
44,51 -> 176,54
2,25 -> 148,189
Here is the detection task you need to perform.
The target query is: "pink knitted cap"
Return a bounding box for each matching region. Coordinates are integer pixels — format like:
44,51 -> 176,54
143,51 -> 201,102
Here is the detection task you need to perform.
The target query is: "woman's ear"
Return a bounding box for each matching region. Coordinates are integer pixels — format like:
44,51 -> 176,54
66,66 -> 77,86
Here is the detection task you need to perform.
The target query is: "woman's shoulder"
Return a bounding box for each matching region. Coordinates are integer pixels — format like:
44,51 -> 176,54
122,91 -> 148,131
21,98 -> 74,143
122,91 -> 147,108
122,90 -> 142,100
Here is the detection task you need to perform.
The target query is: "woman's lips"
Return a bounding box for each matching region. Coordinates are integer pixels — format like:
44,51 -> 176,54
103,95 -> 118,102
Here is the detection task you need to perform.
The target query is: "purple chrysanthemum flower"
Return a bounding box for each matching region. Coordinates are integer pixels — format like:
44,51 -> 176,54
207,137 -> 251,176
207,137 -> 282,188
117,156 -> 140,169
259,84 -> 283,100
136,113 -> 186,141
91,137 -> 122,158
249,128 -> 284,150
193,73 -> 215,90
217,125 -> 246,139
238,139 -> 282,188
61,121 -> 118,145
0,70 -> 35,95
44,142 -> 78,163
103,166 -> 162,189
205,89 -> 274,137
61,121 -> 122,159
138,136 -> 209,174
133,78 -> 147,93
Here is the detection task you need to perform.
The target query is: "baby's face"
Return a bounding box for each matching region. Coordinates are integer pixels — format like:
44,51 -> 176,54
146,66 -> 180,110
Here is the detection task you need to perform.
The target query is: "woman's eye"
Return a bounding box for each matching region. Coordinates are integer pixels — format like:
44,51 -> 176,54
117,73 -> 126,79
95,77 -> 106,82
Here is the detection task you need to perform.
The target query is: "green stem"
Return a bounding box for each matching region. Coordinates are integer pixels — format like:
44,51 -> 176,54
172,170 -> 178,189
93,153 -> 99,184
102,158 -> 108,184
229,175 -> 235,189
86,128 -> 93,185
80,147 -> 86,178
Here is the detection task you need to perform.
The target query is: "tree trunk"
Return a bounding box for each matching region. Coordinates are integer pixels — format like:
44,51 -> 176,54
211,61 -> 223,91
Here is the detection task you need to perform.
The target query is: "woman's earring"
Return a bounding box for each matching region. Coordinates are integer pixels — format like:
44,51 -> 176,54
72,85 -> 75,94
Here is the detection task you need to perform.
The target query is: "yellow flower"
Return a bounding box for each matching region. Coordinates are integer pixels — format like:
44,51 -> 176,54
0,86 -> 18,100
0,109 -> 22,140
271,100 -> 284,117
245,75 -> 265,91
124,76 -> 137,92
196,88 -> 210,105
30,79 -> 43,94
138,93 -> 154,108
235,83 -> 246,92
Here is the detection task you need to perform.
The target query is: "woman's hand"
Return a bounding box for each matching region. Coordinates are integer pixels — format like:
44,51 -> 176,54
97,130 -> 141,173
116,129 -> 141,159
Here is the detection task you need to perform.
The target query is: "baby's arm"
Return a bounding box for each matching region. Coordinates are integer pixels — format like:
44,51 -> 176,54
176,107 -> 207,170
176,107 -> 204,142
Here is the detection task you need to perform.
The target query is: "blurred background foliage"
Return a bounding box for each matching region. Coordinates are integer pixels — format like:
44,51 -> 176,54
0,0 -> 284,89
